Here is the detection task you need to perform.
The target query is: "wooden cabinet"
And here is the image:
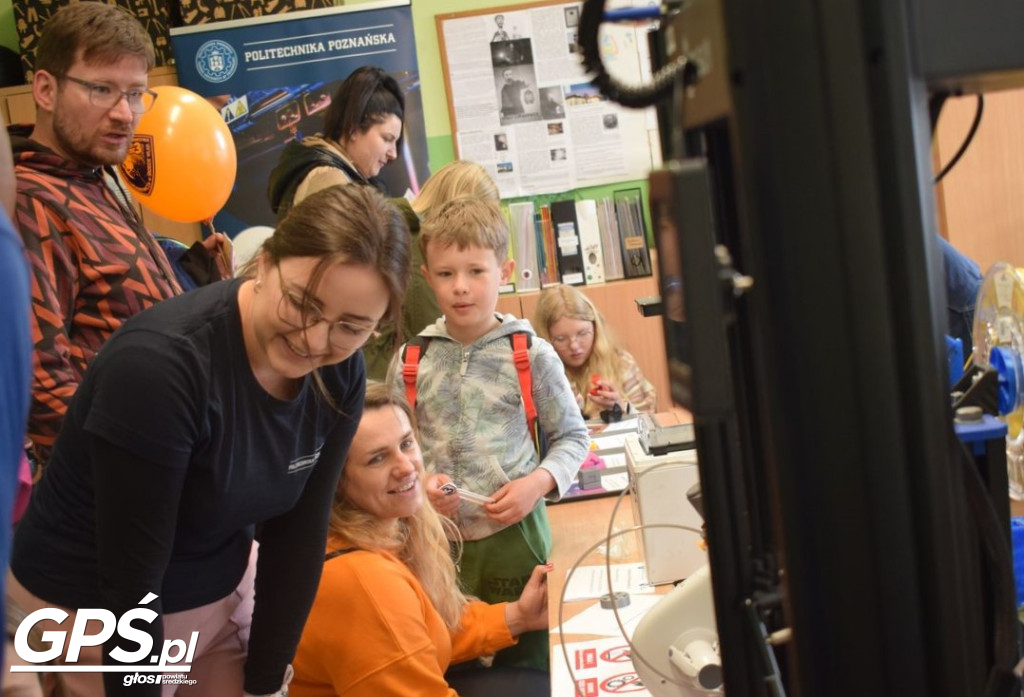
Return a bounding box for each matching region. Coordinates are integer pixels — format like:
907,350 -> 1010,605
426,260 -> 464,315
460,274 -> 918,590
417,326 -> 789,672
934,87 -> 1024,271
496,293 -> 524,316
0,66 -> 202,246
497,268 -> 672,414
3,90 -> 35,125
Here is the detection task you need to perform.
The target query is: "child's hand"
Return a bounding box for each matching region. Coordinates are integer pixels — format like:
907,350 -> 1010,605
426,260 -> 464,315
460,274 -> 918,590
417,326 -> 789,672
426,473 -> 460,517
505,563 -> 553,635
588,379 -> 624,411
486,470 -> 555,525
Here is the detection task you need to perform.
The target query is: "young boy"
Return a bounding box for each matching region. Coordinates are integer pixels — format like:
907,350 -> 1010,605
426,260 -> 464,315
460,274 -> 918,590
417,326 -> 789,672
395,196 -> 589,671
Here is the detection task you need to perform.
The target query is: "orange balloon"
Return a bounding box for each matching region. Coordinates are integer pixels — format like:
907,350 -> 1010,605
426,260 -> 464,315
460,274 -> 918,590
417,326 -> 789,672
120,86 -> 237,224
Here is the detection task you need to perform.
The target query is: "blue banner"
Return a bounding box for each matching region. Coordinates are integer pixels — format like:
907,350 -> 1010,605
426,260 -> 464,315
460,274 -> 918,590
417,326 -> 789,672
170,0 -> 427,236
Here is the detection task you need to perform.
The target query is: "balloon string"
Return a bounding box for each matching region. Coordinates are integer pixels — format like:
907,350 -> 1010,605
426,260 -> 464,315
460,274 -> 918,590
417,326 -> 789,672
203,219 -> 215,238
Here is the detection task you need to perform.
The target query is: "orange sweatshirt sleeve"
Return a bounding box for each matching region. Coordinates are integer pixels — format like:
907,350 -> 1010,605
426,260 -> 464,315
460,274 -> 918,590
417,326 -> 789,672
292,550 -> 515,697
449,600 -> 516,664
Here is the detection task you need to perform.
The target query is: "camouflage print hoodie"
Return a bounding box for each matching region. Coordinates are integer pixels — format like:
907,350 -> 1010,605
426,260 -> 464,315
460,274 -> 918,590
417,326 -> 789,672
397,313 -> 589,541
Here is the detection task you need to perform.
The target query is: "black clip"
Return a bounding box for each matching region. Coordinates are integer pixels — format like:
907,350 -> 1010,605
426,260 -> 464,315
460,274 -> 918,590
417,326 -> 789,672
600,403 -> 623,424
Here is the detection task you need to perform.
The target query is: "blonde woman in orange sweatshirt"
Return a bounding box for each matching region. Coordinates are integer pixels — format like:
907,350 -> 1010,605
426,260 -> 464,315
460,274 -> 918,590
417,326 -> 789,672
290,382 -> 551,697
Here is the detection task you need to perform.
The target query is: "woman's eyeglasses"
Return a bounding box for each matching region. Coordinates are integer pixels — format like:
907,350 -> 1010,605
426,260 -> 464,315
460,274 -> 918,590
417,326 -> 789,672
276,266 -> 380,350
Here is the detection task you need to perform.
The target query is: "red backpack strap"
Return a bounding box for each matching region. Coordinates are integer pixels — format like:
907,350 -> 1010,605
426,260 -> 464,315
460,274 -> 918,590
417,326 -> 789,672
510,332 -> 540,454
401,337 -> 430,408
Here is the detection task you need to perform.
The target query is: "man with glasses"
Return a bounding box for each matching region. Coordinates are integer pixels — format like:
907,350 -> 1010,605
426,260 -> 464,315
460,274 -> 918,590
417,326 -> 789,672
7,2 -> 183,471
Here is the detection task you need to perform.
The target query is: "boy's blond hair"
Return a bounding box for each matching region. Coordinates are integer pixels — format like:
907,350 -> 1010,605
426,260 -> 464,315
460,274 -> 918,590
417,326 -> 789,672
419,196 -> 509,265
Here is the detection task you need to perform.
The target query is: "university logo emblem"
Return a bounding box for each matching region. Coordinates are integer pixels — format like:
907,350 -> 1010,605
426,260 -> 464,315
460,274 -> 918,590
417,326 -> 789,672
119,135 -> 155,196
196,40 -> 238,83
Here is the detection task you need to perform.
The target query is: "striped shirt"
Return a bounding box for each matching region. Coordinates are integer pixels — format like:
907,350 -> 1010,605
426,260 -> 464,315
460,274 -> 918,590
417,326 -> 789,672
11,133 -> 181,465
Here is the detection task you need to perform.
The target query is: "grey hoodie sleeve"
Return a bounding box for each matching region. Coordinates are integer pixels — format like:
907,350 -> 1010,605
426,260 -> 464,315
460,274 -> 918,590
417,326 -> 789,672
531,339 -> 590,499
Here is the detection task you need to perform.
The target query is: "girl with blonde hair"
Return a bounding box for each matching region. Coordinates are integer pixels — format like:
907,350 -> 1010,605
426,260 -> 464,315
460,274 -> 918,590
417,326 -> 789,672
534,284 -> 656,419
291,382 -> 551,697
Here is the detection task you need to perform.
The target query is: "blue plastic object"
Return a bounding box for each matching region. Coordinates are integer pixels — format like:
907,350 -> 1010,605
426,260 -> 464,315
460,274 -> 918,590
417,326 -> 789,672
990,346 -> 1021,416
954,413 -> 1008,457
1012,517 -> 1024,608
946,335 -> 964,386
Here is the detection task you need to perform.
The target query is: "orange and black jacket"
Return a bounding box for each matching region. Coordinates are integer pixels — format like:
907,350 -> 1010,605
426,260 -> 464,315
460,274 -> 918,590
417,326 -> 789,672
9,126 -> 181,466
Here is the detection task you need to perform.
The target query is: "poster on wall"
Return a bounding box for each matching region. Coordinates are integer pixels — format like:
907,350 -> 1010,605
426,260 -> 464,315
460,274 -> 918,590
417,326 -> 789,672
170,0 -> 428,236
437,1 -> 659,198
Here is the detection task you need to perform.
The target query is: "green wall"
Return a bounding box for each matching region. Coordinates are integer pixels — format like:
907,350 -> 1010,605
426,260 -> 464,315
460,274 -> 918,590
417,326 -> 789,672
1,0 -> 17,55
